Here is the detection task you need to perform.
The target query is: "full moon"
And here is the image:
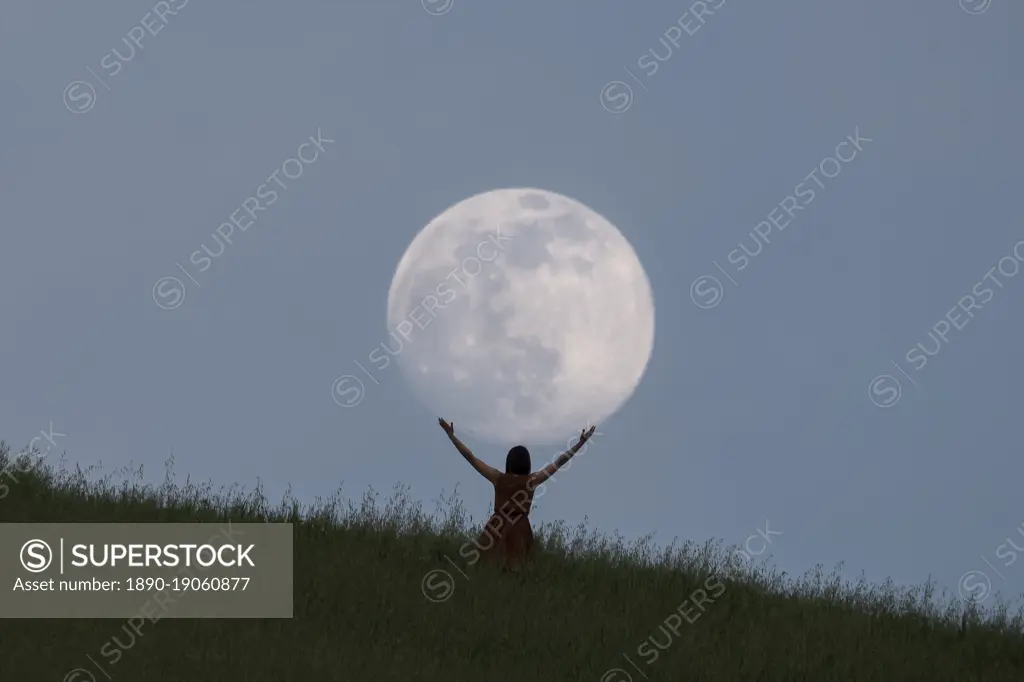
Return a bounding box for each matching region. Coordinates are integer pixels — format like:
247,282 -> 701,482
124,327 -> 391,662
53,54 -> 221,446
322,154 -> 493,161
386,188 -> 655,446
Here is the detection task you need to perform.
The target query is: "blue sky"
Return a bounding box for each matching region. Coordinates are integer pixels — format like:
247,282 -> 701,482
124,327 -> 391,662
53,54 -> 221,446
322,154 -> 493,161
1,0 -> 1021,608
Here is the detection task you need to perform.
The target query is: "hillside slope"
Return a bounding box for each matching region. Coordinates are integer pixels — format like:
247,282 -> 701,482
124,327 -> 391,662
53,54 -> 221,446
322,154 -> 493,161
1,443 -> 1021,681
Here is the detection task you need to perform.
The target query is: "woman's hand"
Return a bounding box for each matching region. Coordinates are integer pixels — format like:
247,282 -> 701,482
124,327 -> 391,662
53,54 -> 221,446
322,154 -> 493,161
577,425 -> 597,446
438,418 -> 455,436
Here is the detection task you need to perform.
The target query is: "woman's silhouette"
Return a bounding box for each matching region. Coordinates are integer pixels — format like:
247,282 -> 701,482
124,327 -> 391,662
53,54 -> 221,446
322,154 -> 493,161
438,418 -> 597,568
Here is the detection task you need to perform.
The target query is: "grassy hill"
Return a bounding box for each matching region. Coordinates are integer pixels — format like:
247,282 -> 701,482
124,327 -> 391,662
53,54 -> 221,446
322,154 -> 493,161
1,441 -> 1022,681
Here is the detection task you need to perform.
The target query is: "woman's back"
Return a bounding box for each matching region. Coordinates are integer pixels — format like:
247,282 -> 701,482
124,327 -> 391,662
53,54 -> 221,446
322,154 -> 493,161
478,473 -> 536,566
493,473 -> 535,520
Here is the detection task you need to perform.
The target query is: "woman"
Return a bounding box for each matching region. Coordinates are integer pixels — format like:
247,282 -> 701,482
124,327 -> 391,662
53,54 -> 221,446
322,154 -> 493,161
438,417 -> 597,568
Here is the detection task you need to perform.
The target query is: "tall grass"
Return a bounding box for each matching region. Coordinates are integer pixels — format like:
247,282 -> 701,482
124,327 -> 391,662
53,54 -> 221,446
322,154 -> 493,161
1,440 -> 1022,681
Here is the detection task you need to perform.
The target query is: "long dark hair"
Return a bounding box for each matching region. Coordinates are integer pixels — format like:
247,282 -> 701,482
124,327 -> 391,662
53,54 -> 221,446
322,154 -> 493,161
505,445 -> 531,475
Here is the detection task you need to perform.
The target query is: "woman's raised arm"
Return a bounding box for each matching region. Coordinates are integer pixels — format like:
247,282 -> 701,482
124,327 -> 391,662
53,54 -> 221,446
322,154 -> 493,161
438,418 -> 502,484
529,425 -> 597,488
